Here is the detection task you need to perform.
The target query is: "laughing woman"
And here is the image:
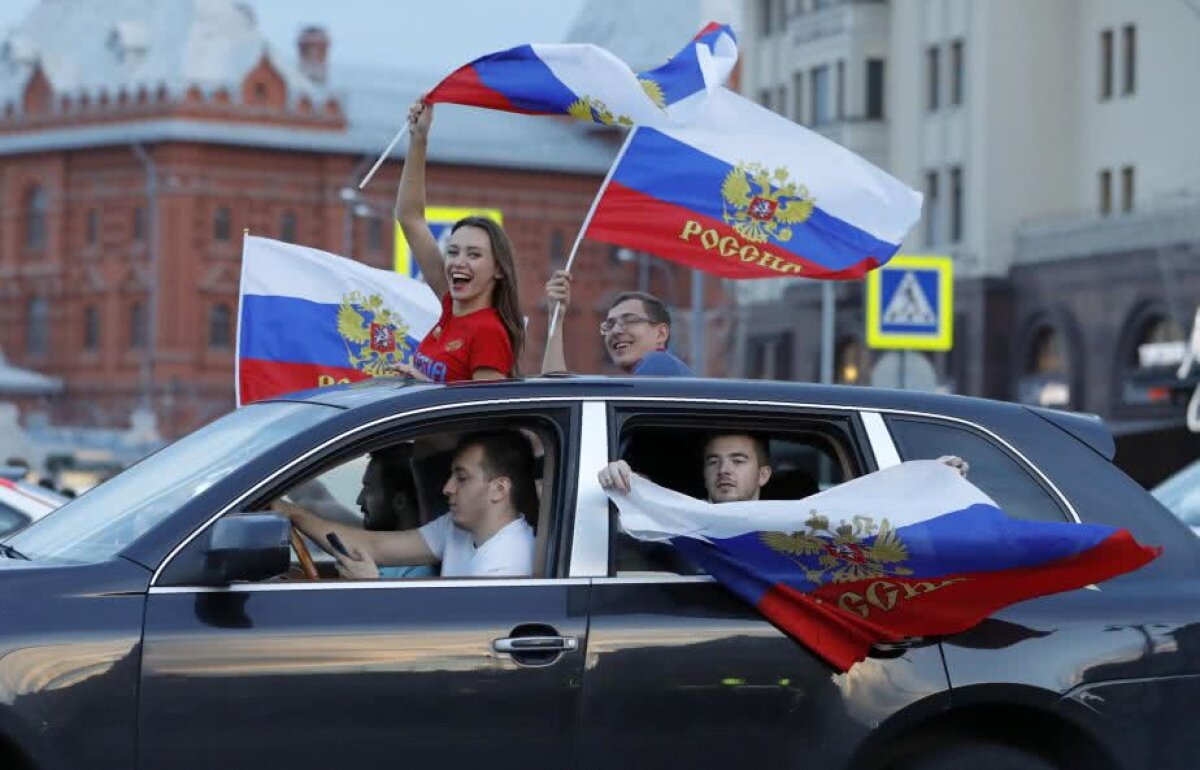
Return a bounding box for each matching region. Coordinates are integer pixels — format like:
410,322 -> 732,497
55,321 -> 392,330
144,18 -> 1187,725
391,99 -> 523,383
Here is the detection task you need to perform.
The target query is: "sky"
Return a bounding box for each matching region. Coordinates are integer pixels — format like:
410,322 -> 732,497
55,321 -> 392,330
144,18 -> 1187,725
0,0 -> 588,75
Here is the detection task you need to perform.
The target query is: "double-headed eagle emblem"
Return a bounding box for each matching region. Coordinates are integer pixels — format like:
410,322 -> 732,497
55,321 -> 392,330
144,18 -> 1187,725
336,291 -> 411,376
721,162 -> 815,243
762,511 -> 912,584
566,78 -> 666,126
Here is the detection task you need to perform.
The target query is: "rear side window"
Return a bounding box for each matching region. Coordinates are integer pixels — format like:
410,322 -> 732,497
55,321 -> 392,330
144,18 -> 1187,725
886,416 -> 1070,523
0,501 -> 30,536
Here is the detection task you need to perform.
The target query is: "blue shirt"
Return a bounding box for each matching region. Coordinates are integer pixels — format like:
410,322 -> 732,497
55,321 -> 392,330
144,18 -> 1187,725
378,564 -> 436,579
632,350 -> 694,377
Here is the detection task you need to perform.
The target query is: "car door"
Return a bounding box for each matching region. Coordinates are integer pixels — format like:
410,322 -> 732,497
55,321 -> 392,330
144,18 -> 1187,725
136,403 -> 588,770
573,402 -> 953,770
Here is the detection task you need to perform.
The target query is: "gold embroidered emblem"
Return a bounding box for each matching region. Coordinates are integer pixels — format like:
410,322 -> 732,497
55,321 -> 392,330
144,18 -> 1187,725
446,339 -> 464,352
565,77 -> 665,127
336,291 -> 412,376
721,162 -> 815,243
761,511 -> 913,585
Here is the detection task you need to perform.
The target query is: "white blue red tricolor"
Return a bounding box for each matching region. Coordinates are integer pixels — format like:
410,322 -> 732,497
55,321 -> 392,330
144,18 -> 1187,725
587,88 -> 924,279
425,23 -> 737,127
237,237 -> 439,405
607,461 -> 1159,671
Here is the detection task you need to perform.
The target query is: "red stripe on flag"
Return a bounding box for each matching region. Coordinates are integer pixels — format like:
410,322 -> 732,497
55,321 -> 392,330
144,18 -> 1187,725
587,181 -> 881,280
239,359 -> 367,405
693,21 -> 724,40
758,529 -> 1159,672
427,64 -> 531,113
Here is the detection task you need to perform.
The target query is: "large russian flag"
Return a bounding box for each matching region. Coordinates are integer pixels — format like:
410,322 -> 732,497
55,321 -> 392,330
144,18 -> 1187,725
237,237 -> 439,406
607,461 -> 1159,671
425,23 -> 737,127
586,88 -> 923,279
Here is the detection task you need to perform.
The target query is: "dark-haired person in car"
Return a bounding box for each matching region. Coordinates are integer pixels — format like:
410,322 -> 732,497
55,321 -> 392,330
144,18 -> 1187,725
277,430 -> 537,579
541,271 -> 693,376
600,433 -> 772,503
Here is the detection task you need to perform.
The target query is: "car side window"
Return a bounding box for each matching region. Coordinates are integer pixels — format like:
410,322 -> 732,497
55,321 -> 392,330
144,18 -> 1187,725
0,501 -> 29,537
885,416 -> 1070,523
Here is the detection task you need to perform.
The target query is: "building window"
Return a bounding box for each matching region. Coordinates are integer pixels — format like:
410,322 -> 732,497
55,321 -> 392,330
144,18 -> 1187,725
758,88 -> 772,110
84,304 -> 100,351
86,208 -> 98,245
280,211 -> 297,243
926,45 -> 940,112
1131,316 -> 1185,369
776,84 -> 787,117
214,205 -> 231,242
792,70 -> 805,123
865,59 -> 885,119
835,60 -> 845,120
208,303 -> 232,350
1121,165 -> 1134,213
811,65 -> 830,126
367,216 -> 384,252
1100,29 -> 1113,100
130,301 -> 147,349
25,297 -> 49,355
759,0 -> 773,35
748,332 -> 793,380
25,185 -> 47,250
1122,24 -> 1136,95
549,229 -> 565,266
133,206 -> 145,241
924,171 -> 940,245
1020,325 -> 1073,409
1099,169 -> 1112,216
949,166 -> 963,242
950,40 -> 964,106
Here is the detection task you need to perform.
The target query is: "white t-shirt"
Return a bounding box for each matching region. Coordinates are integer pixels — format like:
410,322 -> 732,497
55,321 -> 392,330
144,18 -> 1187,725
418,513 -> 535,577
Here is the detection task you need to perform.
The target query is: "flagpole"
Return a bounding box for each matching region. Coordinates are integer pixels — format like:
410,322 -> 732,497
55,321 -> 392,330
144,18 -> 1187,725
235,227 -> 251,408
357,123 -> 409,191
548,125 -> 640,338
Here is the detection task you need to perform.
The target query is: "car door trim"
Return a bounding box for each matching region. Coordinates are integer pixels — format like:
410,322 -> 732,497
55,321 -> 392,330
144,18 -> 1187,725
861,410 -> 902,470
151,395 -> 1079,587
148,577 -> 593,595
568,401 -> 610,578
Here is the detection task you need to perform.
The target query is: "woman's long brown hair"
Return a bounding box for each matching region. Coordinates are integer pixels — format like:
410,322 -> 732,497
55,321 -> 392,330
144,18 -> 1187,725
451,216 -> 524,375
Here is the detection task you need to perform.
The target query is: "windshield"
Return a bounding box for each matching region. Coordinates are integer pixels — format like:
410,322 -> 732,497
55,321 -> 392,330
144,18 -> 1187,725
5,402 -> 333,564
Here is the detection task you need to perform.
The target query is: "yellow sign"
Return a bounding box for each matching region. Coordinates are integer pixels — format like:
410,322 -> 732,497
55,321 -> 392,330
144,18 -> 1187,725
394,206 -> 504,278
865,254 -> 953,351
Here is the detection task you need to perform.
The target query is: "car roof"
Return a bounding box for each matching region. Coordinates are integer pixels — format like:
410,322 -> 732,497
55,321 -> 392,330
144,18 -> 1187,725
0,479 -> 58,520
265,375 -> 1105,446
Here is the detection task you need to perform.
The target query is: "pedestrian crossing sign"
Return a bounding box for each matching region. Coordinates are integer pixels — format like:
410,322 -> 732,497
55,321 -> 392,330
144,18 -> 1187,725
865,255 -> 953,351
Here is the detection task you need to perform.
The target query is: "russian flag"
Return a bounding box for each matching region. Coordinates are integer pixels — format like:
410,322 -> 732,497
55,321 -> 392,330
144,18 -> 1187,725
586,88 -> 923,279
237,237 -> 439,406
425,23 -> 737,127
607,461 -> 1159,671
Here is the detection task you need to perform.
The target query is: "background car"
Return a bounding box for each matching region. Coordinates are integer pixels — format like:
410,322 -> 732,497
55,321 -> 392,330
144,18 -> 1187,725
1151,458 -> 1200,534
0,478 -> 66,538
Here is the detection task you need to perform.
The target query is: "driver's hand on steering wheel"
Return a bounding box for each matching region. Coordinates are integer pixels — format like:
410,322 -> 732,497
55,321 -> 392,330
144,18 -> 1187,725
334,544 -> 379,580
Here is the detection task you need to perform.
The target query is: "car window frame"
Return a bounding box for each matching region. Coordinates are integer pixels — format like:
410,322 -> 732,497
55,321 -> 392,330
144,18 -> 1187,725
152,399 -> 583,588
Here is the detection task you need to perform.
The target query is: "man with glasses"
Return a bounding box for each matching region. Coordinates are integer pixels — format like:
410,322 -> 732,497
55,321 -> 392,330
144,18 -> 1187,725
541,270 -> 694,376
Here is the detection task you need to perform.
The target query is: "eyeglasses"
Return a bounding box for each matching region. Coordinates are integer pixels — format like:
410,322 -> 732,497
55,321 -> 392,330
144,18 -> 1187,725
599,313 -> 656,336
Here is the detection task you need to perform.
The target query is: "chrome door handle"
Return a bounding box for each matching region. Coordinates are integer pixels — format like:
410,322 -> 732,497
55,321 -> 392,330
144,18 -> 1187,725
492,635 -> 579,654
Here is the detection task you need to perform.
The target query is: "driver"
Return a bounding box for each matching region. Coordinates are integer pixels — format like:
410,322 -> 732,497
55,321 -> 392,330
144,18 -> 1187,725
276,430 -> 537,579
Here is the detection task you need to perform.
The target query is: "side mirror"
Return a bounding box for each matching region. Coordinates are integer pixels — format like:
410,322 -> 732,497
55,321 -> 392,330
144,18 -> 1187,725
201,514 -> 291,585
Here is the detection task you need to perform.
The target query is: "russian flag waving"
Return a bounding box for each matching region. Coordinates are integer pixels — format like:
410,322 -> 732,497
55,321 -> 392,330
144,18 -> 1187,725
425,23 -> 737,127
586,88 -> 923,279
607,461 -> 1160,671
237,237 -> 439,406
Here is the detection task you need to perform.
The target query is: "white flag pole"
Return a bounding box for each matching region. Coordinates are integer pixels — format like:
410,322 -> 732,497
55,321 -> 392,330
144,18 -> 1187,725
357,123 -> 409,190
548,125 -> 640,338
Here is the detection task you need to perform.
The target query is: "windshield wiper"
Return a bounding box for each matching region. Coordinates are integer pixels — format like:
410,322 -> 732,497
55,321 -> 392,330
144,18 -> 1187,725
0,543 -> 29,560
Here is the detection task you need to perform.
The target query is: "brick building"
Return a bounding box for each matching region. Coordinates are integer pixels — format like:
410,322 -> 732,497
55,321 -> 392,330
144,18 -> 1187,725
0,0 -> 731,439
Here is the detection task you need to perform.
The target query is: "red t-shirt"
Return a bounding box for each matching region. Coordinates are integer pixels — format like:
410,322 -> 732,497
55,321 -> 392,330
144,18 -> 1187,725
413,294 -> 513,383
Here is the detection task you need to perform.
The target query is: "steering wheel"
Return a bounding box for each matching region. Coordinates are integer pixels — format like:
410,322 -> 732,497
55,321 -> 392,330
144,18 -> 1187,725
289,524 -> 320,580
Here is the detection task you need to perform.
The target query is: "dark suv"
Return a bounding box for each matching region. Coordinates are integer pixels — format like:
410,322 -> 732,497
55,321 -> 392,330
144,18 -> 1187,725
1,377 -> 1196,770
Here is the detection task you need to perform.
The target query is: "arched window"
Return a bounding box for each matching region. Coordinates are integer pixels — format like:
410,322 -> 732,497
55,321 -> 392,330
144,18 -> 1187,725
1027,327 -> 1064,376
1129,315 -> 1185,369
130,301 -> 147,348
84,304 -> 101,351
25,296 -> 49,354
86,208 -> 99,245
208,303 -> 232,350
214,205 -> 232,242
280,211 -> 297,243
25,185 -> 47,250
366,216 -> 384,252
550,229 -> 565,266
1019,324 -> 1073,408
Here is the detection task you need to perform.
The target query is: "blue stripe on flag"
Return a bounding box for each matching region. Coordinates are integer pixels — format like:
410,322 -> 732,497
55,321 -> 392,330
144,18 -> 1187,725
471,45 -> 580,114
239,295 -> 420,368
638,25 -> 732,106
613,127 -> 900,271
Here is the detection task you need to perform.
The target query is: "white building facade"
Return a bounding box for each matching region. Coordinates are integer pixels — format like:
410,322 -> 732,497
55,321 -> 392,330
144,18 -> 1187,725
737,0 -> 1200,484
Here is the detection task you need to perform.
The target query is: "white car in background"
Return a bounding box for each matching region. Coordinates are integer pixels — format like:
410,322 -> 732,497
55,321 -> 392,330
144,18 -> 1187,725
0,479 -> 66,538
1152,459 -> 1200,535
